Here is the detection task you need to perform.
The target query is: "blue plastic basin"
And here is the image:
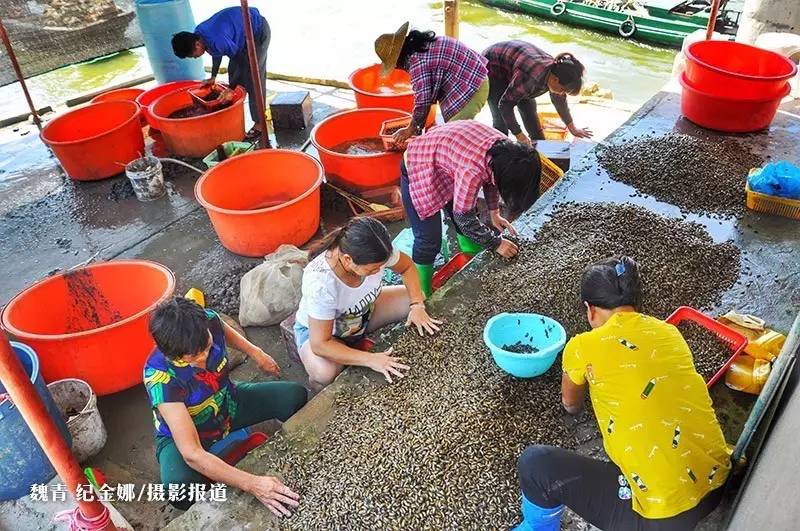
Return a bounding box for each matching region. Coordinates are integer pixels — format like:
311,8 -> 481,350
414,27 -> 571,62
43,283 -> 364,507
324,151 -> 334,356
483,313 -> 566,378
0,342 -> 71,501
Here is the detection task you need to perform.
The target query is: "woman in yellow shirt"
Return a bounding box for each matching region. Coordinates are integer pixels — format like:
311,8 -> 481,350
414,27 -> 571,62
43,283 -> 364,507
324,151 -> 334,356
514,256 -> 731,531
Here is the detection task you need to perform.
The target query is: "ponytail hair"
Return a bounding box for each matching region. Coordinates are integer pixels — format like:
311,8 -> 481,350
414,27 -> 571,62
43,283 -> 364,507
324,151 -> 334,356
580,256 -> 642,310
397,29 -> 436,68
309,217 -> 393,265
551,52 -> 584,95
488,139 -> 542,217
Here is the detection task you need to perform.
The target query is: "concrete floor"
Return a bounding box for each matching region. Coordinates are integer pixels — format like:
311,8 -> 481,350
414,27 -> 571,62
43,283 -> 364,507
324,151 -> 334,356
0,75 -> 699,530
162,89 -> 800,530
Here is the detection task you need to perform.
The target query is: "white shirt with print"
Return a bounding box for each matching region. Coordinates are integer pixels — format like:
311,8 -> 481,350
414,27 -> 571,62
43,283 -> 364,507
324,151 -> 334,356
295,248 -> 400,339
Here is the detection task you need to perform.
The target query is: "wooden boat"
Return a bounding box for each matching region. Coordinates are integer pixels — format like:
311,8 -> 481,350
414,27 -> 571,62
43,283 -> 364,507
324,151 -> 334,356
481,0 -> 741,48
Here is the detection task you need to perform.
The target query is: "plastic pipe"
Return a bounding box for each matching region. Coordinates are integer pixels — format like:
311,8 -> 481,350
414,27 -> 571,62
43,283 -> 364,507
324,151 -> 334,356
0,334 -> 112,528
705,0 -> 722,40
239,0 -> 270,149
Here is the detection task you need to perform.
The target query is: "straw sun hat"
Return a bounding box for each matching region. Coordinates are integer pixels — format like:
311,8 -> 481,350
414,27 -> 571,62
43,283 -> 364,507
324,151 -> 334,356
374,21 -> 410,77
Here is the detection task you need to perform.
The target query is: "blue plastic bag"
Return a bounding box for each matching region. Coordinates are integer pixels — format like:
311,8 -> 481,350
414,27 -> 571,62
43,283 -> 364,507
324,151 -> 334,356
748,161 -> 800,200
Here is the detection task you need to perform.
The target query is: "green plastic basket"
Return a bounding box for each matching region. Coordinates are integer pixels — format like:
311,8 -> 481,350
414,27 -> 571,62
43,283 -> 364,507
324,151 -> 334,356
202,141 -> 256,169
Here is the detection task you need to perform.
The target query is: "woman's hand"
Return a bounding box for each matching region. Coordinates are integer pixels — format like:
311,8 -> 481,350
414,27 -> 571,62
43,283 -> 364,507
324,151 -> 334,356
249,347 -> 281,377
366,347 -> 410,383
490,210 -> 518,236
568,123 -> 593,139
495,238 -> 519,259
246,475 -> 300,517
392,125 -> 416,147
515,132 -> 532,146
405,303 -> 443,336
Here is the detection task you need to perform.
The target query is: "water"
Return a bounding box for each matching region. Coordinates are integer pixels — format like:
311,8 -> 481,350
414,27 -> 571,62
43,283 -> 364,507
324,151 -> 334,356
0,0 -> 675,120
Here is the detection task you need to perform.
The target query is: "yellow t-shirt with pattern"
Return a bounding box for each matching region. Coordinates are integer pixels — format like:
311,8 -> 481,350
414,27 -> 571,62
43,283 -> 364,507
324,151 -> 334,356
562,311 -> 731,519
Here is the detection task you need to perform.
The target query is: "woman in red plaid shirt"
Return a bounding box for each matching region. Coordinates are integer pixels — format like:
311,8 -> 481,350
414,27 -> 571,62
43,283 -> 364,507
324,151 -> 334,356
374,22 -> 489,145
483,40 -> 593,146
401,120 -> 542,296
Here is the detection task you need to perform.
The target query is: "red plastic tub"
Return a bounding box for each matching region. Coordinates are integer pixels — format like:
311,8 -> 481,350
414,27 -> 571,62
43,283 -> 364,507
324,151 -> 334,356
41,101 -> 144,181
312,108 -> 409,190
432,252 -> 474,292
195,150 -> 323,257
150,84 -> 246,158
679,74 -> 789,133
349,64 -> 435,127
684,41 -> 797,100
666,306 -> 748,388
1,260 -> 176,395
135,80 -> 200,129
91,87 -> 145,104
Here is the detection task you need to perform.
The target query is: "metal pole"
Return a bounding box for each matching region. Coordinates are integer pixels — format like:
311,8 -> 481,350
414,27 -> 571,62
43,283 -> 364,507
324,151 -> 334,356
444,0 -> 460,39
0,335 -> 113,528
0,17 -> 41,128
239,0 -> 270,149
705,0 -> 722,39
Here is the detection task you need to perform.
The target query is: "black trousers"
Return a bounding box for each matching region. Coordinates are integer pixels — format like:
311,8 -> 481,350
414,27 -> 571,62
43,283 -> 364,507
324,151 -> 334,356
518,445 -> 724,531
487,75 -> 544,140
228,17 -> 271,123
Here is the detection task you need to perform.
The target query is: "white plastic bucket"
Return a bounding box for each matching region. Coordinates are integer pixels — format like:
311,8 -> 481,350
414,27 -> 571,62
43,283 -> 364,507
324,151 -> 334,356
125,156 -> 166,201
47,378 -> 107,463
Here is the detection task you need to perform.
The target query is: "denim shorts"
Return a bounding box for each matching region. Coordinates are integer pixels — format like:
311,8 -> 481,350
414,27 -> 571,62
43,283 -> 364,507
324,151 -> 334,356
293,321 -> 367,352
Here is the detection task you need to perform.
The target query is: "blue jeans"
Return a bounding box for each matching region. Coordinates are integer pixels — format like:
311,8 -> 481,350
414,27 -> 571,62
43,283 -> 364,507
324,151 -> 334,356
294,321 -> 368,351
400,160 -> 457,265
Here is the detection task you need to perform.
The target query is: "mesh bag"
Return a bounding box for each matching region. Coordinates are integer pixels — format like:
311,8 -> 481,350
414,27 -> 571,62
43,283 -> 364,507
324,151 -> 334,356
0,0 -> 143,86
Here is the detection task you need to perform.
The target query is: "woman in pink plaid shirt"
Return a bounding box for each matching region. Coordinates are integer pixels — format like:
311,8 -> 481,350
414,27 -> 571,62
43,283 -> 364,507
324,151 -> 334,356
374,22 -> 489,145
400,120 -> 542,296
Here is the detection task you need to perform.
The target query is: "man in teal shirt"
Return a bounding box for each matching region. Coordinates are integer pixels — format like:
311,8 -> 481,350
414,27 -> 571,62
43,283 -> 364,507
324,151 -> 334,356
172,7 -> 270,138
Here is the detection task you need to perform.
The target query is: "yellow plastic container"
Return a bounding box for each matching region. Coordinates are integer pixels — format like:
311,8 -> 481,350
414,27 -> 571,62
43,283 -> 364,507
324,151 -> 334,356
745,182 -> 800,220
725,354 -> 771,395
184,288 -> 205,307
539,153 -> 565,195
538,112 -> 568,141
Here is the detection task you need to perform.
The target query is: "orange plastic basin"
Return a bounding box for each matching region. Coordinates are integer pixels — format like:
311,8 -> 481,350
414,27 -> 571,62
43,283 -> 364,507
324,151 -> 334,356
1,260 -> 176,395
195,150 -> 323,257
41,101 -> 145,181
90,87 -> 145,104
150,84 -> 246,158
135,80 -> 199,129
312,108 -> 409,190
349,64 -> 435,126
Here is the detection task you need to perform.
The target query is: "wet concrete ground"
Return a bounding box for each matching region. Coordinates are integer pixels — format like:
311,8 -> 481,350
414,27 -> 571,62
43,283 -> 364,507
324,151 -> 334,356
164,90 -> 800,530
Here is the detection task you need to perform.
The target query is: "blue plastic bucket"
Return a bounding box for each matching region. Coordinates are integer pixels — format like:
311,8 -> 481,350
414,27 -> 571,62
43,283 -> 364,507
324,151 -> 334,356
0,342 -> 72,501
483,313 -> 566,378
135,0 -> 204,83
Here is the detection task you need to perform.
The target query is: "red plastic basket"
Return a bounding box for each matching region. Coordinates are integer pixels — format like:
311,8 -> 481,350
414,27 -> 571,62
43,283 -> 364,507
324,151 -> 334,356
432,252 -> 474,292
665,306 -> 749,388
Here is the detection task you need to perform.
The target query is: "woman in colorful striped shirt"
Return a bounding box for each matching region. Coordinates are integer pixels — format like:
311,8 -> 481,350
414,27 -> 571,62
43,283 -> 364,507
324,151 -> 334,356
483,40 -> 593,146
374,22 -> 489,145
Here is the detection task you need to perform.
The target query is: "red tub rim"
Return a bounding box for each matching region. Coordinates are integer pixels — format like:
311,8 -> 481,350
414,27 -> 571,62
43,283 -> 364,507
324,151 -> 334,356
40,101 -> 142,147
150,85 -> 246,123
90,87 -> 146,104
0,260 -> 176,341
348,63 -> 413,98
135,81 -> 200,107
311,107 -> 412,160
685,41 -> 798,83
679,73 -> 791,103
194,149 -> 323,216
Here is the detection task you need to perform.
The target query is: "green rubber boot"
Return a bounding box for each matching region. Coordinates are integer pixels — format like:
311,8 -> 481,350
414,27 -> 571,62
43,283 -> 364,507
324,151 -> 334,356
456,233 -> 484,255
415,263 -> 434,298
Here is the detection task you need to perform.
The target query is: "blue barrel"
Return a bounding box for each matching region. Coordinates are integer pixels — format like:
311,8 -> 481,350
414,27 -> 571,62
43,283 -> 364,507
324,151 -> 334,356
0,342 -> 72,501
135,0 -> 205,83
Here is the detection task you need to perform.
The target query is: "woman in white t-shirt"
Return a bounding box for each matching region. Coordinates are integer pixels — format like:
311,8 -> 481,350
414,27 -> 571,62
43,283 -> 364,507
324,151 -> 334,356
295,217 -> 442,390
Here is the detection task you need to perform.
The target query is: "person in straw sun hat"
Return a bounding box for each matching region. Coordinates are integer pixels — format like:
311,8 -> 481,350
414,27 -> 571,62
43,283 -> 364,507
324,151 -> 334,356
374,22 -> 489,147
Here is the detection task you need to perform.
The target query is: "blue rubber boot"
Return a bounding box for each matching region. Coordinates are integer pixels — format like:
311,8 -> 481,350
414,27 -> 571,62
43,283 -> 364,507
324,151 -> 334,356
512,495 -> 564,531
